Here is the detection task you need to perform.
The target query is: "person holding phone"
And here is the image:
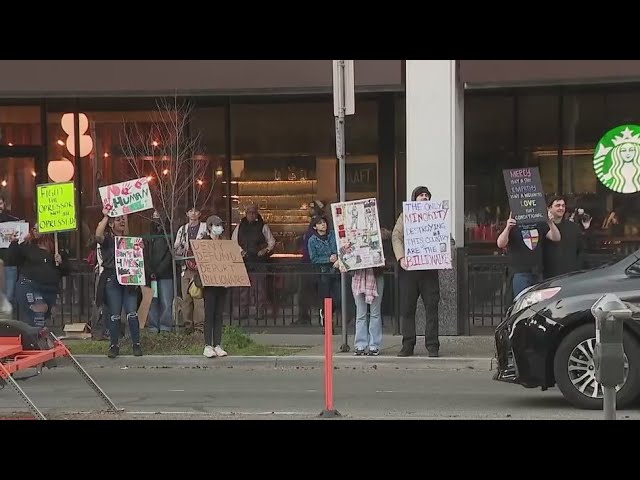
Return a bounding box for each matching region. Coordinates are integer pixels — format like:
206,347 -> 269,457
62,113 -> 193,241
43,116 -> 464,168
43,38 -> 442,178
542,195 -> 589,280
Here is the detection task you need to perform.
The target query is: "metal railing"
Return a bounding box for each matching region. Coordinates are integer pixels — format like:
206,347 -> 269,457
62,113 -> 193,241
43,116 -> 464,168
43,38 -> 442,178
463,252 -> 627,332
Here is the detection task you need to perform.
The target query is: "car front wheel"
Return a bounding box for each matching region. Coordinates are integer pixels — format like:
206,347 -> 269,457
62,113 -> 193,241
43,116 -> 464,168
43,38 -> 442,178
553,323 -> 640,410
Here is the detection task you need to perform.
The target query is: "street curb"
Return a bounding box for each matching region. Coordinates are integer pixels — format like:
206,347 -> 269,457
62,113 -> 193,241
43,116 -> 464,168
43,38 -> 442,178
70,355 -> 495,372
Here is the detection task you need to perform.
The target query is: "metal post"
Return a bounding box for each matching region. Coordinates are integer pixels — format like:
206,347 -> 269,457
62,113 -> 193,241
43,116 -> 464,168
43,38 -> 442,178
603,386 -> 616,420
334,61 -> 350,352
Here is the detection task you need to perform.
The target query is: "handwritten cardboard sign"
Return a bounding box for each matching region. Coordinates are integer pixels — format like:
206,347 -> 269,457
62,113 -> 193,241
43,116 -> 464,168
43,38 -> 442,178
190,239 -> 251,287
115,236 -> 145,286
36,182 -> 77,234
502,167 -> 547,225
403,200 -> 452,271
331,197 -> 385,272
99,177 -> 153,217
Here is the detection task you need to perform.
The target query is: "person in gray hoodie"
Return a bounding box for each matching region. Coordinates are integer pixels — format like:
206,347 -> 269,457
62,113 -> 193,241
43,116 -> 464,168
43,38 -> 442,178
391,186 -> 440,357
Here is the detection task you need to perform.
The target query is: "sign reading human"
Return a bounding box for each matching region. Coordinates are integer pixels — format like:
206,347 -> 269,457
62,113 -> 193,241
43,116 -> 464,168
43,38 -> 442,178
402,200 -> 452,271
502,167 -> 547,225
593,124 -> 640,194
99,177 -> 153,217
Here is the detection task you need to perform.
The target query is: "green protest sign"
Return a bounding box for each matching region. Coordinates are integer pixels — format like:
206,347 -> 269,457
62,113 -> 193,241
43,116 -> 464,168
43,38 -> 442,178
36,182 -> 77,233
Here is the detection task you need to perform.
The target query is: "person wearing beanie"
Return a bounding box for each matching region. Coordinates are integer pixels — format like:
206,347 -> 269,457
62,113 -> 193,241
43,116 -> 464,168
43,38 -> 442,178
391,185 -> 441,357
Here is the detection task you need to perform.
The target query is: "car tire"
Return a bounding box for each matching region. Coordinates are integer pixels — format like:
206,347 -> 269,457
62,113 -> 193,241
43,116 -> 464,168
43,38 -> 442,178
553,323 -> 640,410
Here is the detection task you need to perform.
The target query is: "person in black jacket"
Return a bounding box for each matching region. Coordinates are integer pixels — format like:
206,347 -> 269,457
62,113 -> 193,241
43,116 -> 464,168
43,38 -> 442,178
95,209 -> 143,359
543,195 -> 589,279
146,213 -> 174,333
9,226 -> 69,328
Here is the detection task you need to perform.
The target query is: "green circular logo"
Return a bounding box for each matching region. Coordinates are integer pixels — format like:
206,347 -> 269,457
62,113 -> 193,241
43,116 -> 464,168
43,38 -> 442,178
594,124 -> 640,194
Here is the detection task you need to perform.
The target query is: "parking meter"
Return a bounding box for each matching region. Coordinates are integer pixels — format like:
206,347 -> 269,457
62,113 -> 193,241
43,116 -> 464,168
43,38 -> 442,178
591,294 -> 630,388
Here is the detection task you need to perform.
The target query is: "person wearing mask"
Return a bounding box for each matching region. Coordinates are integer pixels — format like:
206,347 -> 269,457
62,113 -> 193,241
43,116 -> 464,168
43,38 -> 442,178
543,196 -> 589,279
95,210 -> 143,358
307,215 -> 340,328
147,212 -> 174,333
9,226 -> 68,328
201,215 -> 229,358
496,207 -> 561,299
392,186 -> 441,358
174,207 -> 208,331
0,194 -> 21,313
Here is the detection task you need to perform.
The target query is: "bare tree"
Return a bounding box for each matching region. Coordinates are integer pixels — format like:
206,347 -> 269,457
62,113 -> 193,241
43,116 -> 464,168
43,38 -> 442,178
118,95 -> 216,327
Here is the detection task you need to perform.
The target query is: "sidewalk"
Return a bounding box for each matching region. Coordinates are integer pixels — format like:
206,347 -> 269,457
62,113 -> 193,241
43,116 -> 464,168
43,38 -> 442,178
72,334 -> 496,372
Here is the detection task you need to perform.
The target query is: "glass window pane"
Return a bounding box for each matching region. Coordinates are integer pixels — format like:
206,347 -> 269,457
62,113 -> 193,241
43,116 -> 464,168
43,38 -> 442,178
0,156 -> 36,225
0,106 -> 41,146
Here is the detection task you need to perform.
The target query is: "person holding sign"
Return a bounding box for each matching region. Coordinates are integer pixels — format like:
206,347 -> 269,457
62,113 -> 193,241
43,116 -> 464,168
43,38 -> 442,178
8,226 -> 68,329
496,209 -> 560,298
201,215 -> 229,358
95,210 -> 143,358
392,186 -> 441,357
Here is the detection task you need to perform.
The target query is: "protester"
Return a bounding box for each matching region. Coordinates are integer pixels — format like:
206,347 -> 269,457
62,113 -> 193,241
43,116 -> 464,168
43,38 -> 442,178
392,186 -> 441,357
95,209 -> 143,358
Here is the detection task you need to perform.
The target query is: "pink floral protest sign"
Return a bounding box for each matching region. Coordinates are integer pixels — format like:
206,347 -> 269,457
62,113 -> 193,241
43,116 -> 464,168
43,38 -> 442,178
99,177 -> 153,217
115,236 -> 145,286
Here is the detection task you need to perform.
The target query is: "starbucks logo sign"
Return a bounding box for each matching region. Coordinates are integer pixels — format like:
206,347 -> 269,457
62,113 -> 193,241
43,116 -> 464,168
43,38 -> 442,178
594,124 -> 640,194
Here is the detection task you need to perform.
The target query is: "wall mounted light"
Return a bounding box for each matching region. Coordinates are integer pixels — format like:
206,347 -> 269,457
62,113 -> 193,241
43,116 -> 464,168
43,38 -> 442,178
61,113 -> 94,158
48,157 -> 75,182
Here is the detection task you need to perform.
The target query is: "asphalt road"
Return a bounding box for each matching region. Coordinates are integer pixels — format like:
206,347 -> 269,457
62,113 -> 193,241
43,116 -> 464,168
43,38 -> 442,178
2,365 -> 639,420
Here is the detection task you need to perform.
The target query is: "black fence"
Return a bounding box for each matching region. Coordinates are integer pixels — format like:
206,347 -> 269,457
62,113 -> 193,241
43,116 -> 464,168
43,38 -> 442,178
42,262 -> 401,334
463,252 -> 627,332
19,251 -> 632,335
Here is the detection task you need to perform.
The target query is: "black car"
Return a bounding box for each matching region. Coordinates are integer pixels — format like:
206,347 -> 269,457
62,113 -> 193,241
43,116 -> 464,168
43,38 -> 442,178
494,250 -> 640,410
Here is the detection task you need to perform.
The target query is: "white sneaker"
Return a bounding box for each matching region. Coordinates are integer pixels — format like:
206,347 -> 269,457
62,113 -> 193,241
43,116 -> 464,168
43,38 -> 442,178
203,345 -> 216,358
213,345 -> 228,357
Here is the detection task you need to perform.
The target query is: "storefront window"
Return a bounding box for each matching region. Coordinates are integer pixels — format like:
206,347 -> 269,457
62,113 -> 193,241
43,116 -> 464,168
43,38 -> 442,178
0,106 -> 41,146
0,155 -> 36,225
465,86 -> 640,256
229,99 -> 379,257
464,95 -> 515,249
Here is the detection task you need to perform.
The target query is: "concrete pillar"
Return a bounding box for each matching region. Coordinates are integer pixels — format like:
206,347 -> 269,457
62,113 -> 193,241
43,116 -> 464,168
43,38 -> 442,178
405,60 -> 464,335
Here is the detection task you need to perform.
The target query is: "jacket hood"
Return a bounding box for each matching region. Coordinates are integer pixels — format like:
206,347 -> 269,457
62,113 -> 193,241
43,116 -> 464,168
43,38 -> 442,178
411,186 -> 431,201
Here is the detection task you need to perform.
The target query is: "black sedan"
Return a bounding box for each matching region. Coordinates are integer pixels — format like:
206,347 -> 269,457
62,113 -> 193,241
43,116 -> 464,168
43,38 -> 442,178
494,250 -> 640,410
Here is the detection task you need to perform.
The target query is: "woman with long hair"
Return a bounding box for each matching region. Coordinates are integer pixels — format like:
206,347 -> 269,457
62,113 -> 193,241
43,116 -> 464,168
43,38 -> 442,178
95,209 -> 143,358
9,226 -> 68,328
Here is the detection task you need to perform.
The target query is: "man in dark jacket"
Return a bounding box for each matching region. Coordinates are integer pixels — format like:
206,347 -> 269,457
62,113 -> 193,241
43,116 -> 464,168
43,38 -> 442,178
231,204 -> 276,318
0,194 -> 21,315
543,195 -> 589,280
147,214 -> 174,332
391,186 -> 441,357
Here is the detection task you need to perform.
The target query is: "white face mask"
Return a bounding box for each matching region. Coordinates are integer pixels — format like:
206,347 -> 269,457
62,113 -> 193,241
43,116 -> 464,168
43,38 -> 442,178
210,225 -> 224,236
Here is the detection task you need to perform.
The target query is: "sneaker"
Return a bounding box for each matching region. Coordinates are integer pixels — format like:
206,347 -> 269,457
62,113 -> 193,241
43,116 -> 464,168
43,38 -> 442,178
368,348 -> 380,356
319,308 -> 325,327
354,348 -> 366,356
132,344 -> 143,357
203,345 -> 216,358
107,345 -> 119,359
427,349 -> 440,358
213,345 -> 228,357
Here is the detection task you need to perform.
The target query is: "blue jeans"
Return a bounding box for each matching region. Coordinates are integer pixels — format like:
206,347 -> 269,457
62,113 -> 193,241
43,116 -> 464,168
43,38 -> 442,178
512,272 -> 542,298
148,278 -> 173,332
354,275 -> 384,351
4,265 -> 17,312
104,275 -> 140,347
15,277 -> 58,328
